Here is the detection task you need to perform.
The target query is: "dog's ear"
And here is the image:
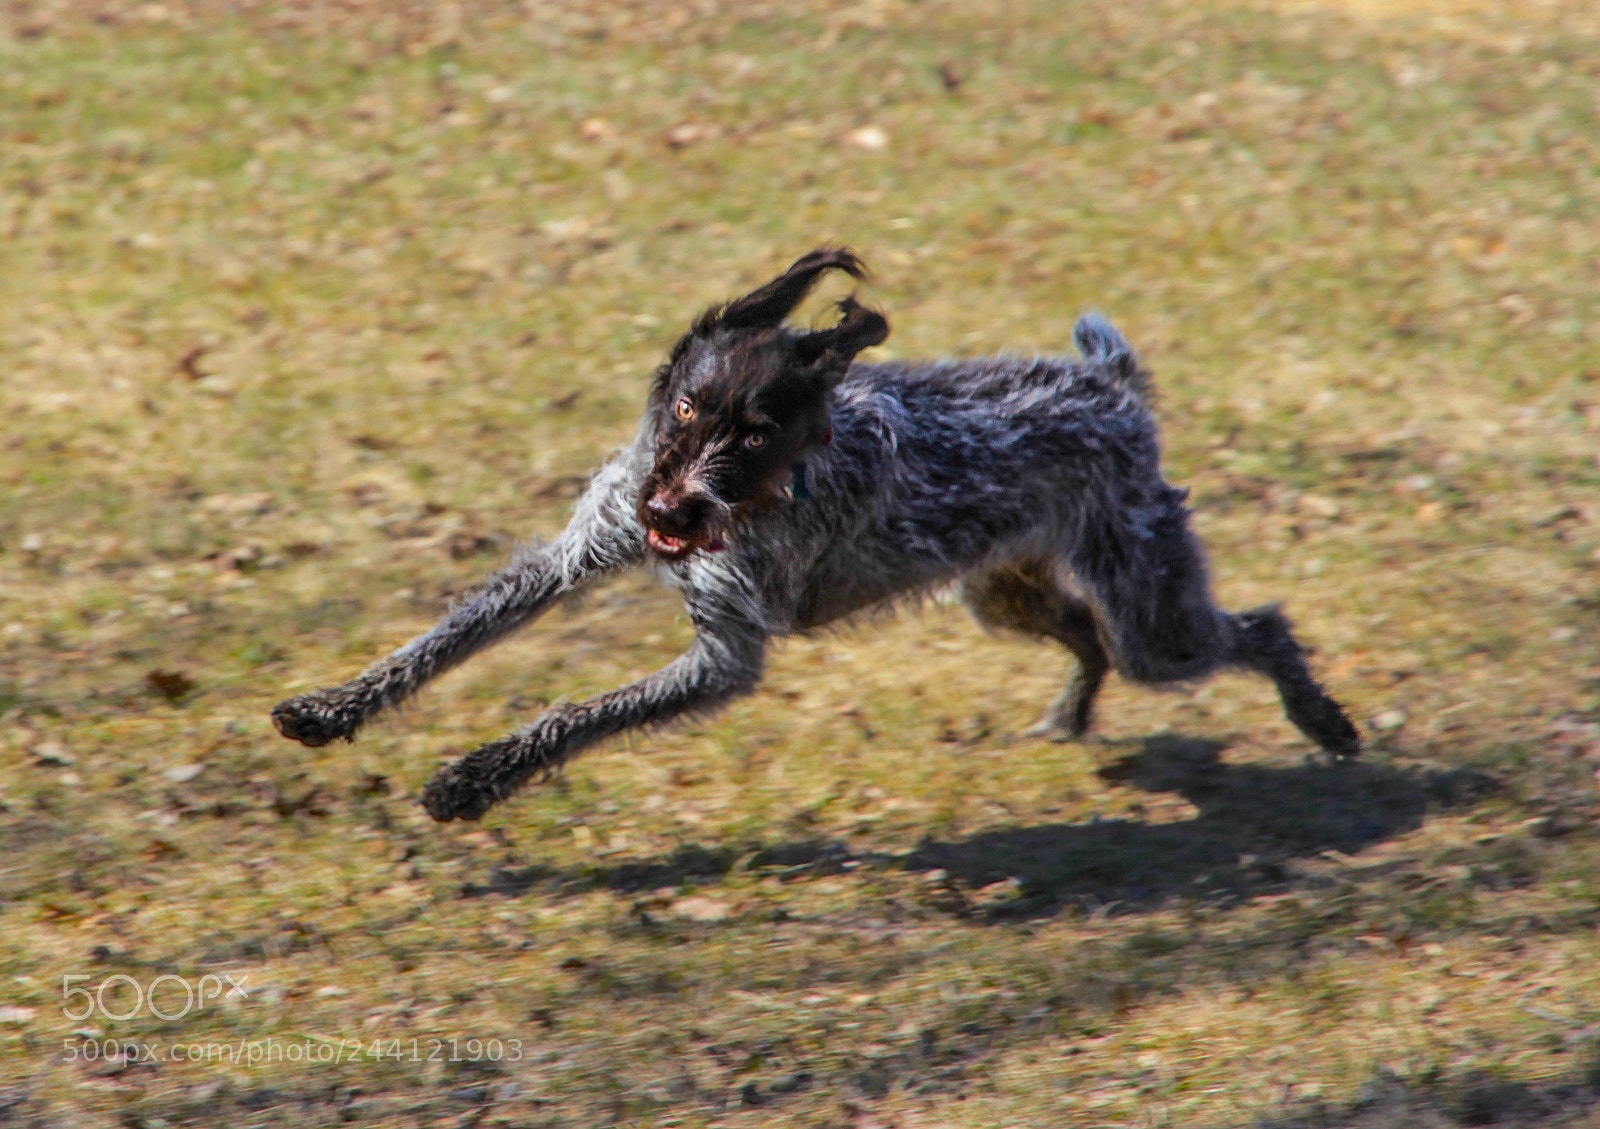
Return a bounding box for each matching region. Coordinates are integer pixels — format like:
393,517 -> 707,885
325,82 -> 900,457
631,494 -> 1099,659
794,295 -> 889,375
699,246 -> 869,334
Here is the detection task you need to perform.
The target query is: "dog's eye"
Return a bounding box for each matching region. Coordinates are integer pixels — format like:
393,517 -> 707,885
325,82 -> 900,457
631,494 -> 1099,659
744,432 -> 767,449
674,398 -> 695,422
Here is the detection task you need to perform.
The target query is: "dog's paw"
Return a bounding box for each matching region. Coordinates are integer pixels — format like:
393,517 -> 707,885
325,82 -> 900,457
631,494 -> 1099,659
1021,719 -> 1074,744
1289,695 -> 1362,760
420,732 -> 553,822
420,765 -> 494,822
1021,714 -> 1094,744
1326,726 -> 1363,760
271,693 -> 358,747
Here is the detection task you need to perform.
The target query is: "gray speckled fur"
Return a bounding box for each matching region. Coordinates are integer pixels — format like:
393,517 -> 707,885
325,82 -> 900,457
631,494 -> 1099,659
273,313 -> 1360,822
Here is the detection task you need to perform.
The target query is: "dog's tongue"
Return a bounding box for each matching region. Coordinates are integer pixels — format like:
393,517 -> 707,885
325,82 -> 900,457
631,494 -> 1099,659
706,537 -> 726,552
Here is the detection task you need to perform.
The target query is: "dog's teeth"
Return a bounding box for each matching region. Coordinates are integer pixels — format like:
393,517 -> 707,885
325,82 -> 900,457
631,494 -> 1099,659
649,530 -> 688,555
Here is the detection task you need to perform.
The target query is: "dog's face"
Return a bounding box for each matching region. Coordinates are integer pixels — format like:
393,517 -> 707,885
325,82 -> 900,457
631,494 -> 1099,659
637,248 -> 888,560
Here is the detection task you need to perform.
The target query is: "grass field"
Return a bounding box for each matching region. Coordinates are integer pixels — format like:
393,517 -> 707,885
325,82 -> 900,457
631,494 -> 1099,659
3,0 -> 1600,1124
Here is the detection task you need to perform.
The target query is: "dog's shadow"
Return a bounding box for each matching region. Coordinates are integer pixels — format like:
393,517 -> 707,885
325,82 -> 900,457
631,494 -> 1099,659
465,736 -> 1499,920
904,736 -> 1497,917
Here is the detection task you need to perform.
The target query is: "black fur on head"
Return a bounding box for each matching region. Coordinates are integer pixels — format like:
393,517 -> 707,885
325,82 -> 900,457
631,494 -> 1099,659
637,247 -> 889,561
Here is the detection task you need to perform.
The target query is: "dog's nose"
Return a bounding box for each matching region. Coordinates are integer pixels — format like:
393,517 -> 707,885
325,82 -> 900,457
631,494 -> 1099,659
646,491 -> 708,536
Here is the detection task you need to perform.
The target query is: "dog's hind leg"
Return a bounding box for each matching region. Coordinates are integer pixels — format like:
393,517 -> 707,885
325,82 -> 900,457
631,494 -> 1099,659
961,561 -> 1111,741
1068,485 -> 1361,758
1227,604 -> 1362,758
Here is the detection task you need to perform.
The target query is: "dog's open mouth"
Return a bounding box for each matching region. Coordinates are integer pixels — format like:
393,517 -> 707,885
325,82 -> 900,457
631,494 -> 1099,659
646,529 -> 727,559
647,529 -> 690,558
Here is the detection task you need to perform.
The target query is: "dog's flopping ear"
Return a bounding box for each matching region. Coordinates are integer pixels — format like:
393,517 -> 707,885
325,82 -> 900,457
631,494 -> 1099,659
697,246 -> 869,334
793,295 -> 890,375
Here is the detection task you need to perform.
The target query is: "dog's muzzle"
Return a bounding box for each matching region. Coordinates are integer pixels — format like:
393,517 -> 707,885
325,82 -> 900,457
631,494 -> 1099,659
643,490 -> 726,559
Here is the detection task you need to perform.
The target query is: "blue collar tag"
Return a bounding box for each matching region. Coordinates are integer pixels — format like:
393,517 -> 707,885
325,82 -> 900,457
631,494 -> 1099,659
790,461 -> 811,502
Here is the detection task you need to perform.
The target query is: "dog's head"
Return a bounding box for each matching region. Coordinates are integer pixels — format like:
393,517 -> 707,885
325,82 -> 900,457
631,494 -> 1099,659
637,247 -> 889,560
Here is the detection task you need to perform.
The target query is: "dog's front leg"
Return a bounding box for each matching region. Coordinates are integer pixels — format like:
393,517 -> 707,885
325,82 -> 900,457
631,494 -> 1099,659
420,628 -> 767,821
272,458 -> 646,747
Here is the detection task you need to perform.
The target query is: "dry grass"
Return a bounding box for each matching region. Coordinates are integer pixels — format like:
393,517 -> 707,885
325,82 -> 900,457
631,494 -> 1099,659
2,0 -> 1599,1125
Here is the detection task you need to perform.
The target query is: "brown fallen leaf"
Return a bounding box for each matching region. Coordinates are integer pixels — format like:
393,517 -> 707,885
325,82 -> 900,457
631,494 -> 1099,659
445,529 -> 507,560
176,345 -> 210,380
146,669 -> 195,702
197,492 -> 276,517
670,895 -> 732,922
203,543 -> 263,571
273,783 -> 334,818
30,739 -> 75,767
665,122 -> 715,148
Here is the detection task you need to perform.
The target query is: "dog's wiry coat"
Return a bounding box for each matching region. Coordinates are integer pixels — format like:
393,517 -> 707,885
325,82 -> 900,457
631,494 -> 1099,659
273,249 -> 1360,822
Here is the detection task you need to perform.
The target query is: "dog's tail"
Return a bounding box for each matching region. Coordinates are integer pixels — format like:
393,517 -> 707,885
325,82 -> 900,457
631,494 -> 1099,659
1073,312 -> 1152,403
